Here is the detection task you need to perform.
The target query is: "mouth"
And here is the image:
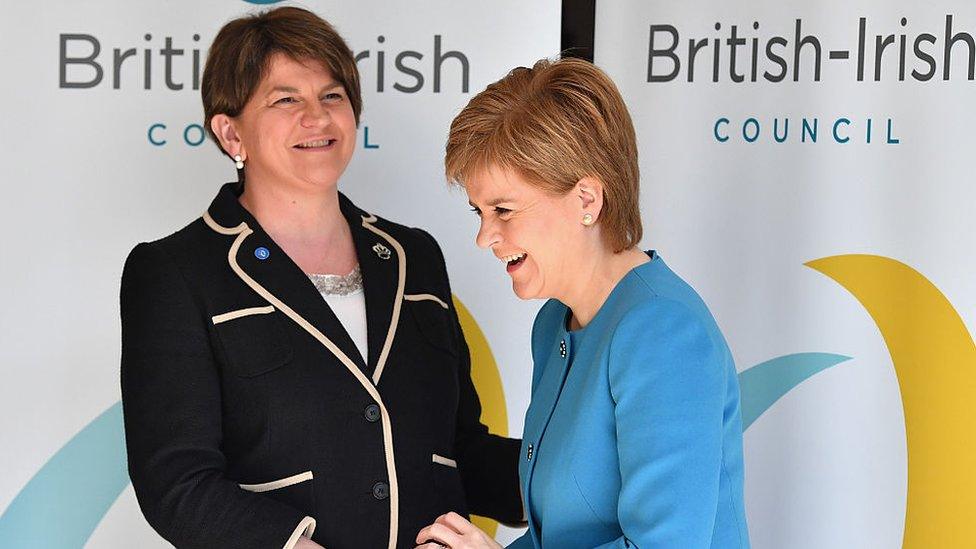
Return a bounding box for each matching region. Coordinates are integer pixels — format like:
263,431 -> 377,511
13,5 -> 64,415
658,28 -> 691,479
500,252 -> 527,273
293,138 -> 337,151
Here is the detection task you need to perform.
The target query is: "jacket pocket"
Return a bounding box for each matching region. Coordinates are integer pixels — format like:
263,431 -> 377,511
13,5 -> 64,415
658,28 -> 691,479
430,454 -> 468,516
432,453 -> 458,468
212,305 -> 275,325
571,470 -> 616,528
240,471 -> 315,516
214,309 -> 293,377
404,294 -> 458,358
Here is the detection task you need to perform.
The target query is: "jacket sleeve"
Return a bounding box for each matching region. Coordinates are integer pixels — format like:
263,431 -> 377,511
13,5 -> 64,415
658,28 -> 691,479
451,304 -> 524,523
120,242 -> 314,549
593,298 -> 731,549
418,230 -> 524,524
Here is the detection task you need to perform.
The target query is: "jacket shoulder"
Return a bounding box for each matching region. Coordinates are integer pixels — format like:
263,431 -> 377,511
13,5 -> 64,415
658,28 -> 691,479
133,216 -> 214,257
122,216 -> 231,297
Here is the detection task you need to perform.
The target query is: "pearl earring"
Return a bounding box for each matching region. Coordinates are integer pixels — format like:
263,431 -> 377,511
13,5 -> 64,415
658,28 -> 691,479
582,213 -> 594,226
234,155 -> 244,170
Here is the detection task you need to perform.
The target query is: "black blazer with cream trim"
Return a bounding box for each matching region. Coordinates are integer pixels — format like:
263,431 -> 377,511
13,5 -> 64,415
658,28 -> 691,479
120,183 -> 522,549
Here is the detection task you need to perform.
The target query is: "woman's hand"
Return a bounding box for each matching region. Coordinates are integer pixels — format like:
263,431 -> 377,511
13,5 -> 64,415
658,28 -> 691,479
415,512 -> 503,549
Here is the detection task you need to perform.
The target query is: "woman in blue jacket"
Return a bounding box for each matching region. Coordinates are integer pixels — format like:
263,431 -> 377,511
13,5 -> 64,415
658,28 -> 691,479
416,58 -> 751,548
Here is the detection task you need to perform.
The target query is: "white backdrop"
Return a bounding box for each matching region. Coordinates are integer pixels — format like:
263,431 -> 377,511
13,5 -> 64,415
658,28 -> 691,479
5,1 -> 973,547
0,1 -> 559,546
596,1 -> 976,548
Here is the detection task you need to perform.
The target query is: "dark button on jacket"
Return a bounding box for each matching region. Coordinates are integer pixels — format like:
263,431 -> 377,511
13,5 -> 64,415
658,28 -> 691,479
364,403 -> 381,423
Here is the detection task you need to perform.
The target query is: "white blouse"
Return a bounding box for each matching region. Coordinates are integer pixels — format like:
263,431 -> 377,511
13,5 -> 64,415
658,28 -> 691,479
308,267 -> 368,364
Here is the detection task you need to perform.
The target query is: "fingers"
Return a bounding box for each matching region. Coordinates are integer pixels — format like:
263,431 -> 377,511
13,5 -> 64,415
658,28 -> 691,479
436,511 -> 475,535
416,522 -> 462,547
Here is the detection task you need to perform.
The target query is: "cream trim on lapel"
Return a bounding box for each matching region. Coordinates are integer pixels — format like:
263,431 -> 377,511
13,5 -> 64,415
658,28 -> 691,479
203,212 -> 401,549
203,211 -> 247,235
360,214 -> 407,385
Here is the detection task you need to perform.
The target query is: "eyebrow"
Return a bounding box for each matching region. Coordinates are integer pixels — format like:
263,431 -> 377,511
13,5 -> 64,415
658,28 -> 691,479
469,197 -> 515,208
266,82 -> 342,95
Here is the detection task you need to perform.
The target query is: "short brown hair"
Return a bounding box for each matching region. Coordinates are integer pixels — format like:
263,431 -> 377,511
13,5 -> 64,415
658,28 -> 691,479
445,57 -> 641,253
202,6 -> 362,149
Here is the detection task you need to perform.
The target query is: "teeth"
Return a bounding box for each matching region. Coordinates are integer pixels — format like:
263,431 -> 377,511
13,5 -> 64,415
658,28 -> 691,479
296,139 -> 332,148
500,253 -> 526,263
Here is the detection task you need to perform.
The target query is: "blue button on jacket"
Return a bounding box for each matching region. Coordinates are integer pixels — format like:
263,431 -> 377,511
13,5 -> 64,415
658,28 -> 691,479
508,253 -> 750,548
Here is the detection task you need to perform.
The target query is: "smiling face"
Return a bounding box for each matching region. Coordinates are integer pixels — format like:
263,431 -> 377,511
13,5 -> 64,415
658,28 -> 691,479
211,53 -> 357,194
466,166 -> 595,301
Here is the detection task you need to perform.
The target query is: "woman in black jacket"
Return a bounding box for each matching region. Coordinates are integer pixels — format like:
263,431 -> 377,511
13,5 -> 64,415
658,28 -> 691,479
120,7 -> 522,549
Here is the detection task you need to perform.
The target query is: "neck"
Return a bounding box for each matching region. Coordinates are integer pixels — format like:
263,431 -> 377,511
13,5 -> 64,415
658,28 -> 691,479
563,247 -> 649,331
238,177 -> 347,245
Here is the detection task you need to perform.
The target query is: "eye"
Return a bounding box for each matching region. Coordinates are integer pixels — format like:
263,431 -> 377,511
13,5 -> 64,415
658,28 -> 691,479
493,207 -> 513,216
273,96 -> 297,105
469,207 -> 482,217
323,92 -> 344,102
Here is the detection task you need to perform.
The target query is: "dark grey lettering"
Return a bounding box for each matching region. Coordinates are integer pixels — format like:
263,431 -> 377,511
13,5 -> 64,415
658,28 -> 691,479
60,34 -> 102,88
434,35 -> 469,93
393,51 -> 424,93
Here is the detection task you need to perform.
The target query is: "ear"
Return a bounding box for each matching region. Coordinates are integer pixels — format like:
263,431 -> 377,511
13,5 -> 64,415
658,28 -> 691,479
576,177 -> 605,220
210,114 -> 246,160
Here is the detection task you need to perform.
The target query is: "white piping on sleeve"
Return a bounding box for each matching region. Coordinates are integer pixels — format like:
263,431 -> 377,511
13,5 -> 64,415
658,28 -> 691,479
282,516 -> 317,549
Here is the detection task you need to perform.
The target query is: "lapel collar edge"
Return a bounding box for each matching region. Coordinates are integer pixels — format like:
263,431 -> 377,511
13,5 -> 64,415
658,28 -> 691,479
202,210 -> 247,236
224,224 -> 402,549
206,188 -> 402,549
223,224 -> 373,403
360,215 -> 406,386
207,189 -> 368,372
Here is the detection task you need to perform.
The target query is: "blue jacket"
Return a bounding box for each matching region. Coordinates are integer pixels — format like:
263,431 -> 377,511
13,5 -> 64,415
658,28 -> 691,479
509,253 -> 750,548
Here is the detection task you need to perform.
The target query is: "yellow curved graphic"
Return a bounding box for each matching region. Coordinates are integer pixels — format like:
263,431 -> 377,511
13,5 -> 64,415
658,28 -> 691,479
453,295 -> 508,537
807,254 -> 976,548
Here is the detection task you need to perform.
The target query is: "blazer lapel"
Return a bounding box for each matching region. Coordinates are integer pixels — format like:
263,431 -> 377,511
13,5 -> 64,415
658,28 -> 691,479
520,326 -> 573,542
341,194 -> 404,385
207,183 -> 368,375
235,226 -> 369,374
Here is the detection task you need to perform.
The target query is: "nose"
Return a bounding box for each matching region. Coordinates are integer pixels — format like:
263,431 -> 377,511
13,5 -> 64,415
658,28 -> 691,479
301,100 -> 331,128
475,215 -> 500,250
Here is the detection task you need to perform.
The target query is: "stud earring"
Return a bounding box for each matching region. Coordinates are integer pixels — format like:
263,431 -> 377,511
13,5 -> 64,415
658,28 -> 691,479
582,213 -> 594,226
234,154 -> 244,170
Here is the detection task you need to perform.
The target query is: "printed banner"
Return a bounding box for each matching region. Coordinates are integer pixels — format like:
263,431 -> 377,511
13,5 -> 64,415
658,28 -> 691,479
595,2 -> 976,548
0,1 -> 559,546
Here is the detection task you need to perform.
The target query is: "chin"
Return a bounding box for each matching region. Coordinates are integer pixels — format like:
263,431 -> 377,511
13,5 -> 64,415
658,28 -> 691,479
511,281 -> 540,301
299,172 -> 342,190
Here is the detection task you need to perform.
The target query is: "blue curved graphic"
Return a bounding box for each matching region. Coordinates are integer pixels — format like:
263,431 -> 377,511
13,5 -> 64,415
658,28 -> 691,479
738,352 -> 852,430
242,0 -> 286,4
0,402 -> 129,548
0,352 -> 848,545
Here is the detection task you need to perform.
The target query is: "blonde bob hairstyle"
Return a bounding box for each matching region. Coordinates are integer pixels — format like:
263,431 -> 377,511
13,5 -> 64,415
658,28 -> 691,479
445,57 -> 641,253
